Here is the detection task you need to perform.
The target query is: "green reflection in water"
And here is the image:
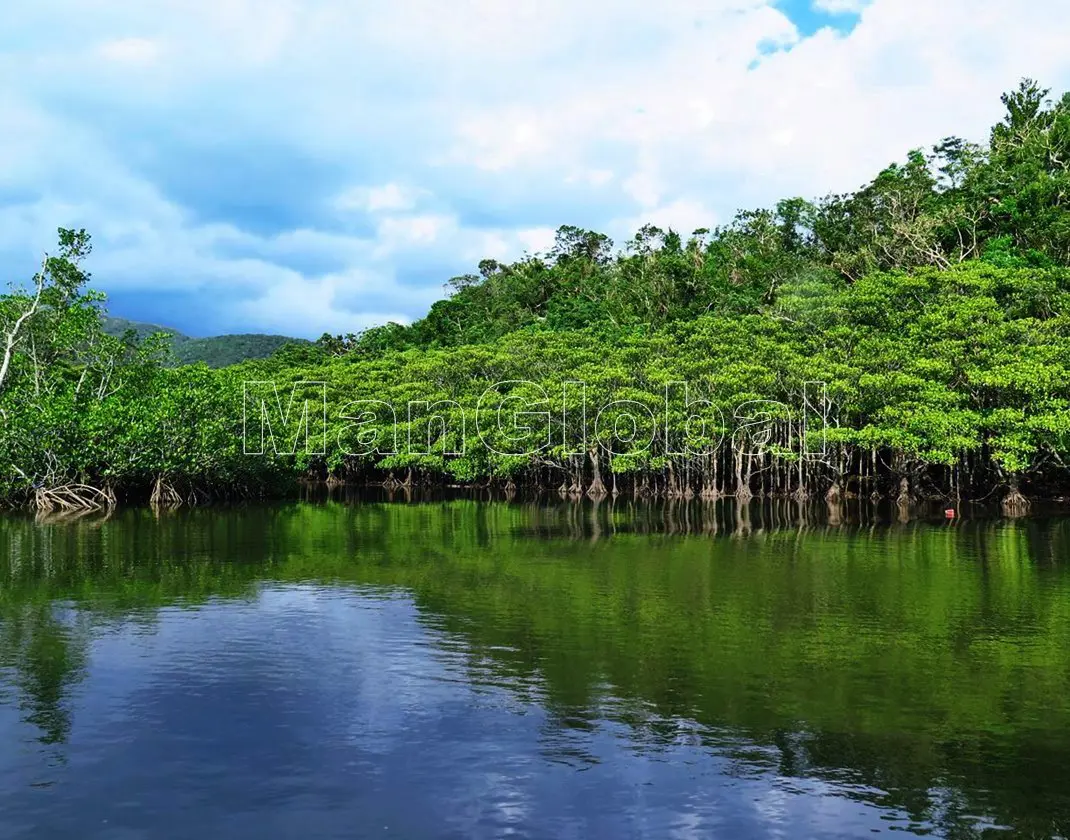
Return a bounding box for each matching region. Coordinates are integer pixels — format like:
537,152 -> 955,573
2,499 -> 1070,837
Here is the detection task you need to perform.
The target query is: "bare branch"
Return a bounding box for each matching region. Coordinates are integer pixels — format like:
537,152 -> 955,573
0,254 -> 49,395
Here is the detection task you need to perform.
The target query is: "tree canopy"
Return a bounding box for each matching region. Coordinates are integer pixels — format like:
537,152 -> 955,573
3,80 -> 1070,512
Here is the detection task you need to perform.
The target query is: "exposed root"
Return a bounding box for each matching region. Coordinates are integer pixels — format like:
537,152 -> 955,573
587,478 -> 608,499
150,476 -> 184,507
150,476 -> 211,508
1002,483 -> 1030,517
35,483 -> 116,513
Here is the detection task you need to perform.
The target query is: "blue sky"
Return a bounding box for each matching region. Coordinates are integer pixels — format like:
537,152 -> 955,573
2,0 -> 1069,338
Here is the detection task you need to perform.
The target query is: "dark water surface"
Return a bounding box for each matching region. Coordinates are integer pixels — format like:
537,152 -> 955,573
2,499 -> 1070,839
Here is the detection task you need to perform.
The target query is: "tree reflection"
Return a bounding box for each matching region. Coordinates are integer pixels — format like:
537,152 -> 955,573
0,602 -> 87,750
0,500 -> 1068,836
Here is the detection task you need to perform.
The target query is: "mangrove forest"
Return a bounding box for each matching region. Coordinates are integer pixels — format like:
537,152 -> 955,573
3,80 -> 1070,514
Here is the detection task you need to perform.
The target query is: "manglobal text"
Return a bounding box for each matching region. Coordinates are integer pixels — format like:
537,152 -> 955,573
242,380 -> 833,459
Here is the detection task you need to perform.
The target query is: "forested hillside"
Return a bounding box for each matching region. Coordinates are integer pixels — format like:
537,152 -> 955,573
315,80 -> 1070,357
2,80 -> 1070,512
101,316 -> 306,368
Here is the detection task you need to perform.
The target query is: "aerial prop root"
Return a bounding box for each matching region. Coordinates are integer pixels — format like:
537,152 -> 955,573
149,476 -> 196,507
35,483 -> 116,513
1001,480 -> 1030,516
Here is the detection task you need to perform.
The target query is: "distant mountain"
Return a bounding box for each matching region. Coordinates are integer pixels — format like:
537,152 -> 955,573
101,316 -> 309,368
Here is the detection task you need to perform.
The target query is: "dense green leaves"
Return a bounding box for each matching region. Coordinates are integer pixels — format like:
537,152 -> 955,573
4,81 -> 1070,504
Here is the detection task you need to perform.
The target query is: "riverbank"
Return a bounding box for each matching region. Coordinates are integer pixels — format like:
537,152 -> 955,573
5,85 -> 1070,516
14,477 -> 1070,531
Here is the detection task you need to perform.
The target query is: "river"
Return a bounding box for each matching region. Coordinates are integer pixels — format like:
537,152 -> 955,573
1,498 -> 1068,838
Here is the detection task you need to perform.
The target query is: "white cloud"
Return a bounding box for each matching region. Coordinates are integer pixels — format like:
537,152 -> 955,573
238,272 -> 412,336
1,0 -> 1069,337
96,37 -> 162,64
335,183 -> 423,214
622,170 -> 663,209
565,169 -> 614,187
614,199 -> 719,240
812,0 -> 870,13
515,227 -> 558,257
451,110 -> 554,172
365,184 -> 415,213
374,213 -> 456,254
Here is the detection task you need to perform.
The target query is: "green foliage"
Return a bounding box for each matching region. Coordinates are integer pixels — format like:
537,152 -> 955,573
0,233 -> 289,502
4,80 -> 1070,503
101,317 -> 307,368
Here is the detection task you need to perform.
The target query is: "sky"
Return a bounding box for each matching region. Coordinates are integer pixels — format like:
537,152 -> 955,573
2,0 -> 1070,339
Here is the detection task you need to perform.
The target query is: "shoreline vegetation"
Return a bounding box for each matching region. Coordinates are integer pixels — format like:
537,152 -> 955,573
4,80 -> 1070,516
